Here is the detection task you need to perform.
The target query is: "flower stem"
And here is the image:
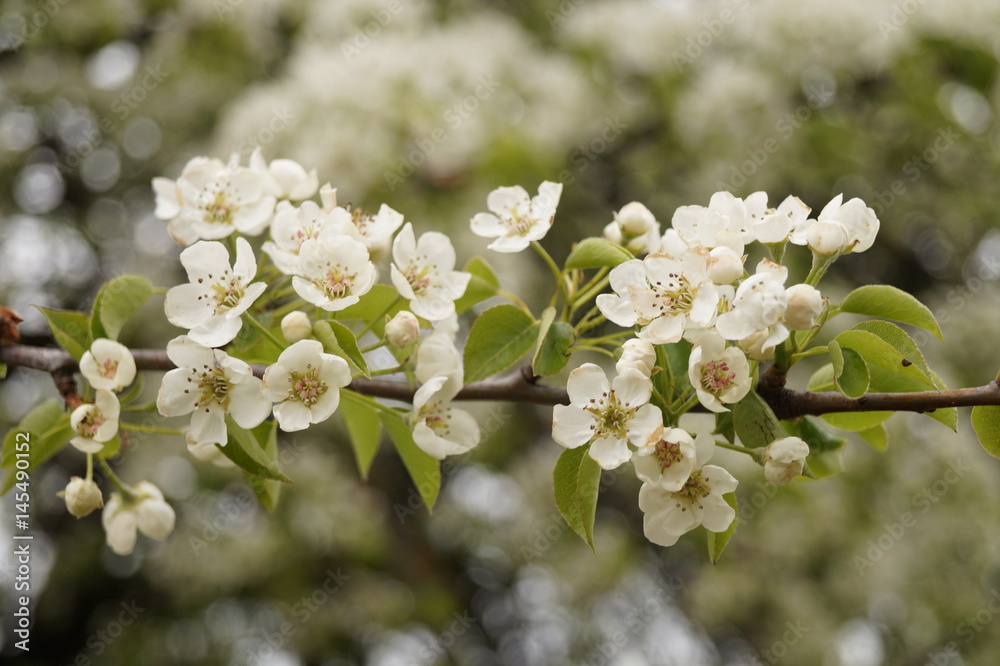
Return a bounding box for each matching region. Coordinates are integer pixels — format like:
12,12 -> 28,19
244,312 -> 286,350
86,453 -> 94,482
120,422 -> 185,435
804,251 -> 839,287
498,289 -> 532,314
96,455 -> 136,501
360,340 -> 388,353
715,441 -> 758,458
357,296 -> 403,339
531,241 -> 568,307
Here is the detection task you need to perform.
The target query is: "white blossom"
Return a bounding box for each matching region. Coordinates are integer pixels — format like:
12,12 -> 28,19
784,284 -> 824,330
60,477 -> 104,518
743,192 -> 811,244
152,154 -> 277,246
156,336 -> 271,450
616,338 -> 656,377
737,327 -> 779,361
638,463 -> 738,547
292,235 -> 377,312
688,333 -> 752,412
791,194 -> 879,255
390,223 -> 471,321
79,338 -> 136,392
632,427 -> 712,492
551,363 -> 662,470
386,310 -> 420,348
670,191 -> 747,253
707,246 -> 745,285
262,200 -> 345,275
470,181 -> 562,252
101,481 -> 176,555
342,203 -> 405,263
262,340 -> 351,432
714,258 -> 788,345
764,436 -> 810,485
70,390 -> 120,453
281,311 -> 312,344
597,252 -> 719,344
603,202 -> 661,255
249,149 -> 319,201
410,374 -> 481,460
165,237 -> 266,347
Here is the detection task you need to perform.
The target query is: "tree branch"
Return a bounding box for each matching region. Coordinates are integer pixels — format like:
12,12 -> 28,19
3,344 -> 1000,417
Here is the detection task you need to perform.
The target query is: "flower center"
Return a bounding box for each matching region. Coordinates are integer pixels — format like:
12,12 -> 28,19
288,367 -> 327,406
202,188 -> 236,226
317,264 -> 356,300
352,208 -> 374,234
404,263 -> 435,295
701,360 -> 736,394
502,207 -> 534,236
654,440 -> 683,471
197,367 -> 232,408
100,358 -> 119,379
652,273 -> 694,315
586,391 -> 635,440
77,408 -> 106,438
674,469 -> 712,509
211,274 -> 246,314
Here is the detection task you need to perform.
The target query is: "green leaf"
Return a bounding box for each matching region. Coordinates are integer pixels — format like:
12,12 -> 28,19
0,363 -> 7,380
340,391 -> 383,479
858,425 -> 889,451
707,492 -> 738,564
713,412 -> 735,444
2,400 -> 73,495
564,238 -> 634,270
90,275 -> 153,340
336,284 -> 405,336
463,304 -> 539,384
808,363 -> 836,392
834,329 -> 936,393
839,284 -> 943,340
664,338 -> 693,395
244,421 -> 282,511
455,256 -> 500,315
313,321 -> 369,378
219,418 -> 293,483
828,340 -> 870,398
822,411 -> 893,432
731,391 -> 784,449
532,307 -> 574,377
552,445 -> 602,550
793,416 -> 846,478
36,307 -> 92,361
972,403 -> 1000,458
380,409 -> 441,513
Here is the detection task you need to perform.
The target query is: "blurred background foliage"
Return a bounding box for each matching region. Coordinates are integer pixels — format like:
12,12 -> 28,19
3,0 -> 1000,664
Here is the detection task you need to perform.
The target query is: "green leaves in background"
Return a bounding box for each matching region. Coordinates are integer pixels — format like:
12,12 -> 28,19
1,400 -> 73,495
564,238 -> 633,270
380,408 -> 441,513
839,284 -> 943,340
532,307 -> 574,377
553,445 -> 602,551
91,275 -> 153,341
314,320 -> 370,377
732,391 -> 784,449
36,307 -> 92,361
463,304 -> 538,383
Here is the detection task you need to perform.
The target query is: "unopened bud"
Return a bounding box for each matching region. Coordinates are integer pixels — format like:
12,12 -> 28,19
764,437 -> 809,486
385,311 -> 420,348
806,221 -> 849,256
708,247 -> 745,284
60,476 -> 104,518
617,338 -> 655,377
616,202 -> 657,236
784,284 -> 823,330
281,311 -> 312,343
737,328 -> 775,361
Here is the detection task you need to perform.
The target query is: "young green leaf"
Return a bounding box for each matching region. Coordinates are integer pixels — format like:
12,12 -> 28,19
380,409 -> 441,513
858,424 -> 889,451
839,284 -> 943,340
36,307 -> 92,361
336,284 -> 407,336
91,275 -> 154,341
822,411 -> 893,432
2,400 -> 73,495
834,330 -> 936,393
565,238 -> 634,270
793,416 -> 846,478
455,256 -> 501,315
972,404 -> 1000,458
463,304 -> 539,383
245,421 -> 282,511
313,320 -> 370,377
731,391 -> 784,449
828,340 -> 870,398
708,492 -> 738,564
552,445 -> 602,550
340,390 -> 383,479
532,307 -> 574,377
219,418 -> 293,483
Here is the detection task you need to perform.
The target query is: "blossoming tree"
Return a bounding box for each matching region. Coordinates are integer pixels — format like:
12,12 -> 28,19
5,149 -> 1000,560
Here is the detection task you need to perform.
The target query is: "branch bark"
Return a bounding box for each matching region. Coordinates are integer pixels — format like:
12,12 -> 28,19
3,343 -> 1000,417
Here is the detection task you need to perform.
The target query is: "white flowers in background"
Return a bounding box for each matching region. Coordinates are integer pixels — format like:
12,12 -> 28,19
470,181 -> 563,252
551,364 -> 662,470
292,235 -> 377,311
152,154 -> 277,246
597,252 -> 719,344
764,436 -> 810,486
249,149 -> 319,201
783,284 -> 824,330
616,338 -> 656,377
70,390 -> 120,453
80,339 -> 136,391
604,202 -> 661,255
262,340 -> 351,432
791,194 -> 880,255
714,259 -> 789,346
688,333 -> 751,412
59,477 -> 104,518
632,427 -> 709,492
385,310 -> 420,348
156,336 -> 271,450
102,481 -> 176,555
638,461 -> 738,547
743,192 -> 811,245
165,238 -> 266,347
280,311 -> 312,343
390,223 -> 471,321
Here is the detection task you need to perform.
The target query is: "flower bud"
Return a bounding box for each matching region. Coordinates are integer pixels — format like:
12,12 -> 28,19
281,311 -> 312,344
737,328 -> 776,361
784,284 -> 823,330
616,202 -> 657,236
385,310 -> 420,348
60,476 -> 104,518
136,497 -> 176,541
617,338 -> 655,377
708,247 -> 745,284
602,221 -> 624,245
764,436 -> 810,486
806,221 -> 849,256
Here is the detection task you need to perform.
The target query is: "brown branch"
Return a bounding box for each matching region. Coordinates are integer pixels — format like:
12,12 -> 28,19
3,343 -> 1000,416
